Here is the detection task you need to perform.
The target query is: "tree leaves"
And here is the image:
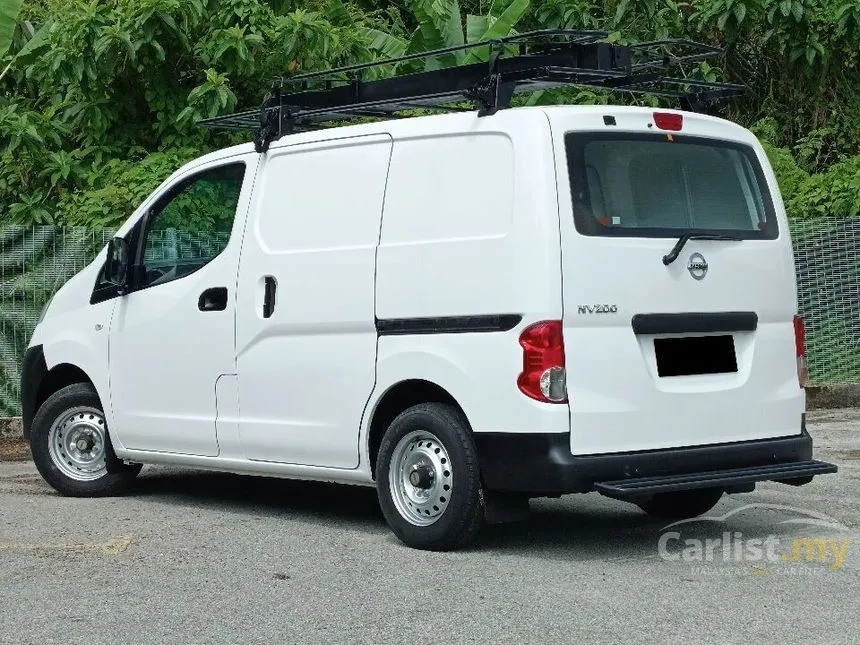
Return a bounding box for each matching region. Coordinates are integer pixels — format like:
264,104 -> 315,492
462,0 -> 530,62
465,13 -> 489,42
407,0 -> 529,67
365,27 -> 407,59
1,0 -> 859,229
10,18 -> 52,66
0,0 -> 23,57
481,0 -> 530,41
408,0 -> 465,69
177,69 -> 238,126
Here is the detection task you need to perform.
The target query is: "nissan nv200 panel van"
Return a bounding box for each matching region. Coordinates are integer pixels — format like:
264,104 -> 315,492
21,102 -> 837,550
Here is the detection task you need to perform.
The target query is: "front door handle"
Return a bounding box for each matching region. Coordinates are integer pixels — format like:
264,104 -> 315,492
263,276 -> 277,318
198,287 -> 228,312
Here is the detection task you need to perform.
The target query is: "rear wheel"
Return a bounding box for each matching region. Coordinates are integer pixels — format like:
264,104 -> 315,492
637,488 -> 723,519
31,383 -> 141,497
376,403 -> 483,551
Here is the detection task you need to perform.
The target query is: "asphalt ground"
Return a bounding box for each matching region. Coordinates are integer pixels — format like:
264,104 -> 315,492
1,410 -> 858,645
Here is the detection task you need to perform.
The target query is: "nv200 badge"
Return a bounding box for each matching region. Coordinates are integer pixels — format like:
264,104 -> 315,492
577,304 -> 618,314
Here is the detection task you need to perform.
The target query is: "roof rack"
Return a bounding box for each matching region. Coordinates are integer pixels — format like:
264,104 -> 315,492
199,29 -> 744,153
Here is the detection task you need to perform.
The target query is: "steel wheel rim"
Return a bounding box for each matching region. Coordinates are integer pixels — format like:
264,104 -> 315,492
47,406 -> 108,481
389,430 -> 452,526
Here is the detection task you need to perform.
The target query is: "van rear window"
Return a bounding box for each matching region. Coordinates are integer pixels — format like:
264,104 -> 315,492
565,132 -> 778,239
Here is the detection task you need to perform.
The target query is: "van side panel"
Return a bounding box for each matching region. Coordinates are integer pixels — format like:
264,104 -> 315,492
235,134 -> 393,468
374,113 -> 569,435
375,132 -> 516,319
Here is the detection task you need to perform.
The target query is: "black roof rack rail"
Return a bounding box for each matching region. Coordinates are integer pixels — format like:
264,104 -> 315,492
198,29 -> 744,153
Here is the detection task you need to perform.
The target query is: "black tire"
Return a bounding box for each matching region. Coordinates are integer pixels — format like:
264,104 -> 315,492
30,383 -> 142,497
376,403 -> 483,551
637,487 -> 723,519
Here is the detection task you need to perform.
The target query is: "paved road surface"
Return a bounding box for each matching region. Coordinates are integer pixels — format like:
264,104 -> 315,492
1,410 -> 858,644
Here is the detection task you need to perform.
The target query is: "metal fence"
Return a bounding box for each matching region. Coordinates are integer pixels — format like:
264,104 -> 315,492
0,227 -> 114,416
1,220 -> 859,416
791,216 -> 860,387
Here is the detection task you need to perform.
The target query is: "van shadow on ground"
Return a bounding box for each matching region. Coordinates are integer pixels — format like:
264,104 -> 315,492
121,466 -> 809,561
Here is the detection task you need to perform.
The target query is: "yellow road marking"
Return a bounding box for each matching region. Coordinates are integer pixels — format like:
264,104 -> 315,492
0,535 -> 132,555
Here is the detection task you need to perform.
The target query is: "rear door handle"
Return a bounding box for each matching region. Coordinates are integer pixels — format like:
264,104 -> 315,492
198,287 -> 228,312
263,276 -> 277,318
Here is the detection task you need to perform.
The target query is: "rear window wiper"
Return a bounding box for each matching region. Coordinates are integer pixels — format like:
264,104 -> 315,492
662,233 -> 743,265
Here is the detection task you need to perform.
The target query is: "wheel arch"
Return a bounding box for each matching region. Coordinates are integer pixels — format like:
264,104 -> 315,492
38,363 -> 95,406
22,345 -> 97,441
366,379 -> 469,480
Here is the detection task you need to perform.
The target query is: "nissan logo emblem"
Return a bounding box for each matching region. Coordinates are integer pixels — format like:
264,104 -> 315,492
687,253 -> 708,280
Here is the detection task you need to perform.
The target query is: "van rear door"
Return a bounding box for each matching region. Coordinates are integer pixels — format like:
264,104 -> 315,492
550,110 -> 803,456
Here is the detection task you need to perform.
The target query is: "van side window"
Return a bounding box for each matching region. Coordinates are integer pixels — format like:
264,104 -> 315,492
140,163 -> 245,288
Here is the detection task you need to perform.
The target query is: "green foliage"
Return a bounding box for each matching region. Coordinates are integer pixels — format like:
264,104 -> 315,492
689,0 -> 860,168
787,156 -> 860,218
402,0 -> 531,69
1,0 -> 859,227
402,1 -> 465,70
0,0 -> 389,227
0,0 -> 23,58
464,0 -> 531,62
751,116 -> 860,220
176,69 -> 238,129
54,147 -> 203,228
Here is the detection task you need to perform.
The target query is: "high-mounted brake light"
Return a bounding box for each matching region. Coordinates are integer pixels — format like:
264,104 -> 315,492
794,314 -> 808,388
517,321 -> 567,403
653,112 -> 683,131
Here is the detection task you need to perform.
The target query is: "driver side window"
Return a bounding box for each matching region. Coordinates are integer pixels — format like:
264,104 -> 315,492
141,163 -> 245,289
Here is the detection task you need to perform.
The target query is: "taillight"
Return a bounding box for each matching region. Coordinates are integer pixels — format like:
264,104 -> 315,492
653,111 -> 683,131
517,321 -> 567,403
794,314 -> 808,388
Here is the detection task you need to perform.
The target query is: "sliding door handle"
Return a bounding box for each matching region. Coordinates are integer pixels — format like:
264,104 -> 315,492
198,287 -> 228,312
263,276 -> 277,318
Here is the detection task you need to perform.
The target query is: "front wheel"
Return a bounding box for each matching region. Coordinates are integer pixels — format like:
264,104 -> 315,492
31,383 -> 142,497
376,403 -> 483,551
637,488 -> 723,519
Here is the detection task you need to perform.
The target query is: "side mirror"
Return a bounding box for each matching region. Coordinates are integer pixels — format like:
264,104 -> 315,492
105,237 -> 131,294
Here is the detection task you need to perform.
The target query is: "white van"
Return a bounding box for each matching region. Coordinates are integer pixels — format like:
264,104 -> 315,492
20,32 -> 837,549
20,103 -> 837,549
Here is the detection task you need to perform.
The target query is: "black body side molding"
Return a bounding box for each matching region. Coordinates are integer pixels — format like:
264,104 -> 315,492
632,312 -> 758,335
376,314 -> 522,336
20,344 -> 47,442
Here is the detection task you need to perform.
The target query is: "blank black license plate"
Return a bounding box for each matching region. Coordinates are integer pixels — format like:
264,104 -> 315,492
654,335 -> 738,377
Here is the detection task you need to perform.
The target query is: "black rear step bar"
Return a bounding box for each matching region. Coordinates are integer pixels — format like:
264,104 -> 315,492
594,460 -> 837,500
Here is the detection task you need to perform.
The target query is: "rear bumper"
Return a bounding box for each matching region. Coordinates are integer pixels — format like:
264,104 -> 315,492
473,420 -> 837,497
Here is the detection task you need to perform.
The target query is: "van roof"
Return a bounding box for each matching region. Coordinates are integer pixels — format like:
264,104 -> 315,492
194,103 -> 750,168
